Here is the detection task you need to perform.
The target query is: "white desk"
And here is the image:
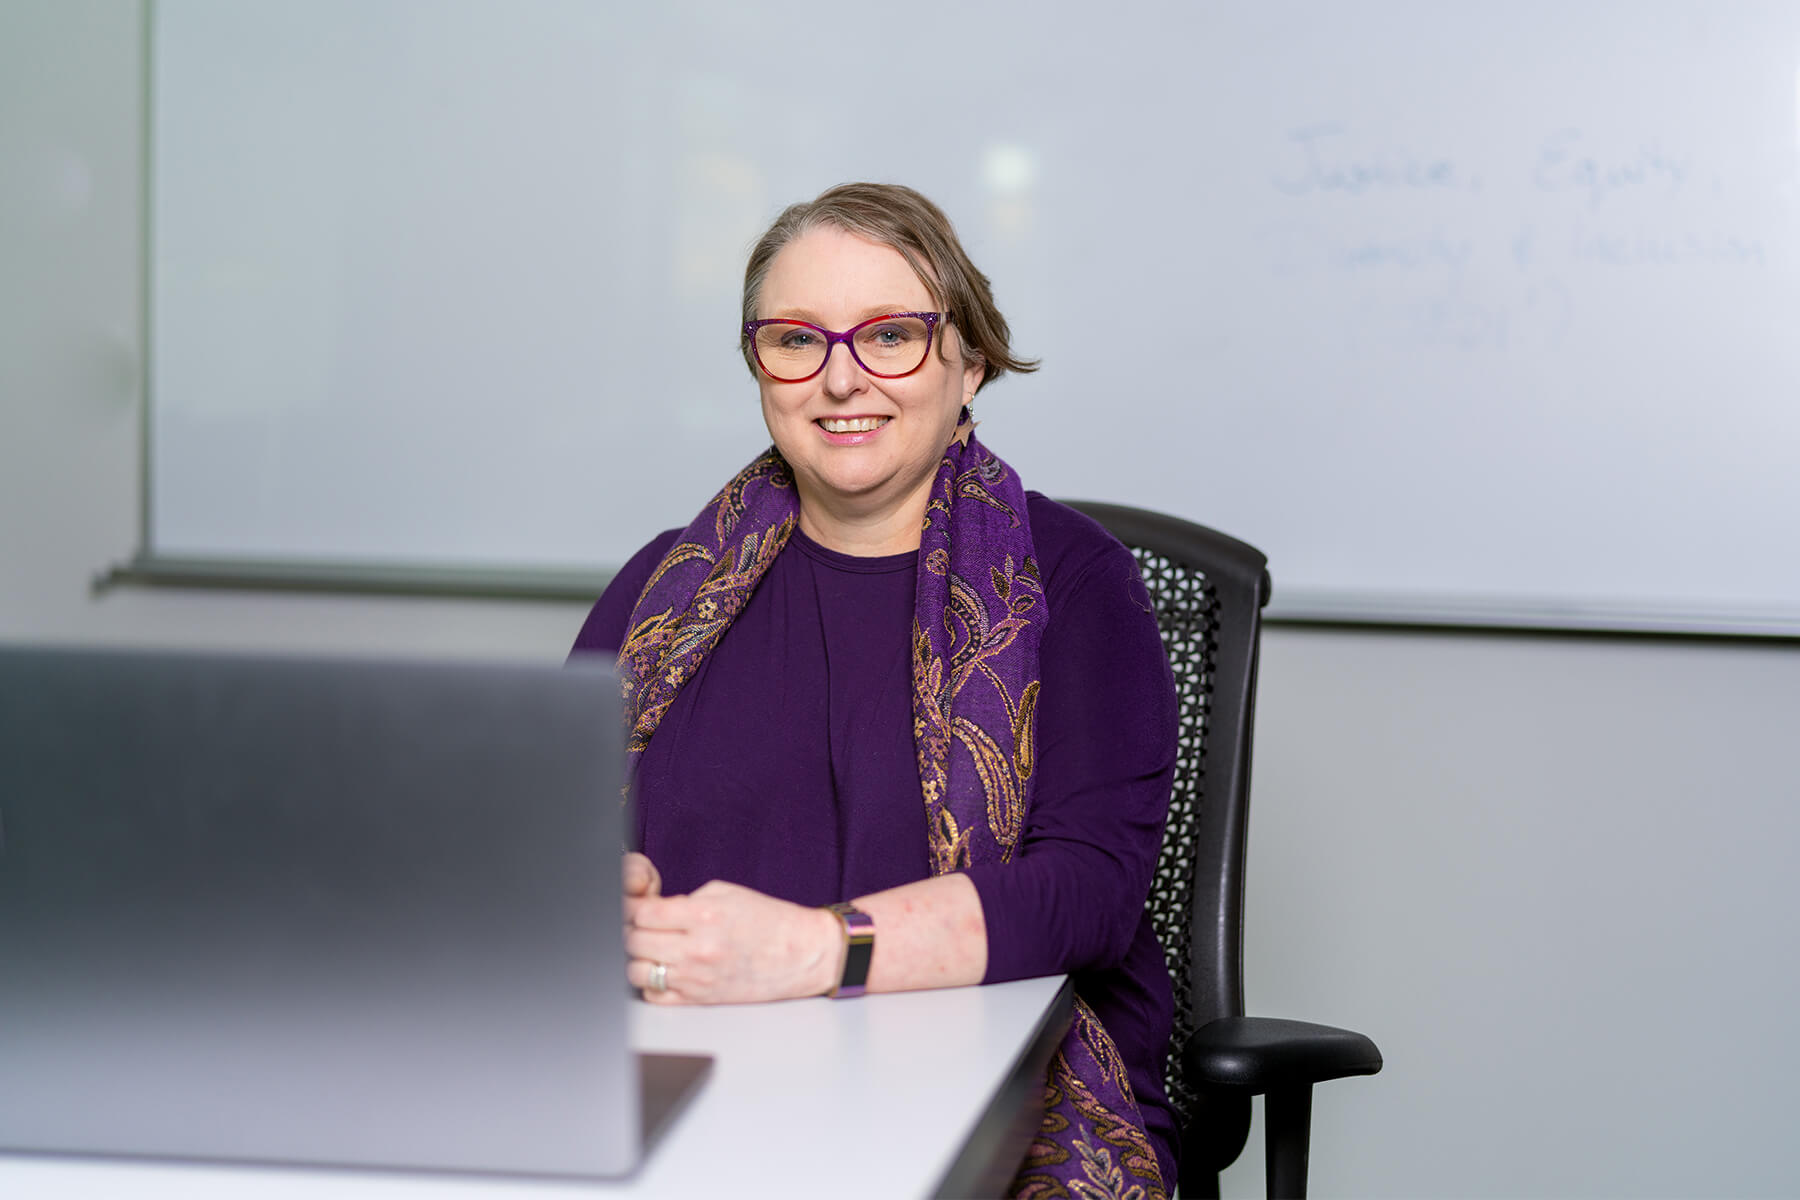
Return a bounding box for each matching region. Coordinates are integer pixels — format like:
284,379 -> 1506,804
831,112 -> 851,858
0,976 -> 1071,1199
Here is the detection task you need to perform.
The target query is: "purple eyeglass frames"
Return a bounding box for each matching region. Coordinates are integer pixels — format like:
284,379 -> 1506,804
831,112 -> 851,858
742,311 -> 943,383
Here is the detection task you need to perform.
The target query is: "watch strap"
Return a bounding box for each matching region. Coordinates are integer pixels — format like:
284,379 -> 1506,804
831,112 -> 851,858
824,902 -> 874,998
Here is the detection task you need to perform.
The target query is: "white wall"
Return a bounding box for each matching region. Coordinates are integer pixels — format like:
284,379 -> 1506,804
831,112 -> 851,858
5,5 -> 1798,1195
1238,629 -> 1800,1197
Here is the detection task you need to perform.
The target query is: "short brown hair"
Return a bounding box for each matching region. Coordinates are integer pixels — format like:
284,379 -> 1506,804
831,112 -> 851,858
739,182 -> 1038,392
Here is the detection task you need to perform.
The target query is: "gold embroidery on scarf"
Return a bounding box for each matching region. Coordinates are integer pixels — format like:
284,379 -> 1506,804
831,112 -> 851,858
918,556 -> 1043,866
618,492 -> 794,754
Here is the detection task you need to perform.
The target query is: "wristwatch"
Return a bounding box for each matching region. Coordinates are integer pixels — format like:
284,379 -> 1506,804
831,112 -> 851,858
823,902 -> 875,998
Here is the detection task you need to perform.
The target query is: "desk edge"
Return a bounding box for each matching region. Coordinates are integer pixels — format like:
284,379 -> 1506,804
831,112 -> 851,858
929,977 -> 1075,1199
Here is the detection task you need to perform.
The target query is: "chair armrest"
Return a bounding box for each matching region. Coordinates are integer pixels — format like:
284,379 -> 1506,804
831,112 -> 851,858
1183,1017 -> 1382,1092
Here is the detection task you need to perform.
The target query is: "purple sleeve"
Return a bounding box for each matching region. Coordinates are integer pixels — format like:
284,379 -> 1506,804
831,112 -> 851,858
964,534 -> 1178,982
568,529 -> 682,659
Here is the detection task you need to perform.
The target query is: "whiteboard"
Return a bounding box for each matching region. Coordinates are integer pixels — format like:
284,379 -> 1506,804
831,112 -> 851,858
148,0 -> 1800,632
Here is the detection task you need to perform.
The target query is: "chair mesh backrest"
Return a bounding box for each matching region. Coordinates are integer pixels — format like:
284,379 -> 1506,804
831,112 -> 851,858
1127,543 -> 1221,1133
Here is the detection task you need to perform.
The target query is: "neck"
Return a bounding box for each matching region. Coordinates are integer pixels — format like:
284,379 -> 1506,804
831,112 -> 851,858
794,478 -> 931,557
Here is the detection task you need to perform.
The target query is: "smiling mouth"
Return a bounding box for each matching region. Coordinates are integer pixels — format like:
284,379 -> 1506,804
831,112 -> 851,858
817,417 -> 890,433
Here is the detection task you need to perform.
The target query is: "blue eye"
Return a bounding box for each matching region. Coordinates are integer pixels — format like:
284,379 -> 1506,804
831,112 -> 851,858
862,322 -> 918,347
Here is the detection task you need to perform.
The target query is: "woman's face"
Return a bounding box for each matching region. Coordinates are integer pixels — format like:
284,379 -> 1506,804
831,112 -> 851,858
754,226 -> 982,549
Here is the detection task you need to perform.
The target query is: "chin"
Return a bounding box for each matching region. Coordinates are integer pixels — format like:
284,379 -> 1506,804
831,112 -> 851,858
800,456 -> 892,494
816,473 -> 890,502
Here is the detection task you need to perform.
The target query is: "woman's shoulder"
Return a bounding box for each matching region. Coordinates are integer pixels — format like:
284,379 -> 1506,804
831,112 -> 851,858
568,527 -> 683,658
1024,493 -> 1159,634
624,527 -> 685,578
1025,493 -> 1138,590
1021,493 -> 1174,740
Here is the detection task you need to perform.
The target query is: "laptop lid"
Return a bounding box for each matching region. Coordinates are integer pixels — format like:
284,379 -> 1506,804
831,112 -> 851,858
0,644 -> 649,1177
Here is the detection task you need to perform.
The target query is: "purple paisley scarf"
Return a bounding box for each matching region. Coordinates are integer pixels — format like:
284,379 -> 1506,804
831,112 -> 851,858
617,423 -> 1167,1200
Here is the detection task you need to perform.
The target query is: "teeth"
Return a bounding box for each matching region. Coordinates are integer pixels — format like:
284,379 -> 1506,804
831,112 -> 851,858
819,417 -> 888,433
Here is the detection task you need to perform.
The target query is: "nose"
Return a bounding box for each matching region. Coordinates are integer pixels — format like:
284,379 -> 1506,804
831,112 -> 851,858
820,337 -> 867,399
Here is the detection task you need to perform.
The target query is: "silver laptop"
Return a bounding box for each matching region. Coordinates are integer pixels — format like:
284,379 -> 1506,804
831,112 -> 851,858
0,644 -> 707,1178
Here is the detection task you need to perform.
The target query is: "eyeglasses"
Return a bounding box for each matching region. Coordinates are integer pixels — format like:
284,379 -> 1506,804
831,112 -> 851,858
743,312 -> 942,383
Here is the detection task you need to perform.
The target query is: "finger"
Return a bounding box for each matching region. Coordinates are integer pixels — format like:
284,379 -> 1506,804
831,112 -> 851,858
627,958 -> 691,1003
622,852 -> 661,897
626,957 -> 670,992
624,928 -> 687,963
629,895 -> 688,931
623,894 -> 657,928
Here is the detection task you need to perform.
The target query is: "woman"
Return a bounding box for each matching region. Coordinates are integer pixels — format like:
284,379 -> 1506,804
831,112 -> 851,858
571,183 -> 1180,1197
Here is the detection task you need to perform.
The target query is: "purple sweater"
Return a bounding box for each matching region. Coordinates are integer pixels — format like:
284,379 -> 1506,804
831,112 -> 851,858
572,493 -> 1180,1184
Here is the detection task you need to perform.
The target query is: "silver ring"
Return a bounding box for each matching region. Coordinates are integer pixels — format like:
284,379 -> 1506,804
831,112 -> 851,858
648,961 -> 668,992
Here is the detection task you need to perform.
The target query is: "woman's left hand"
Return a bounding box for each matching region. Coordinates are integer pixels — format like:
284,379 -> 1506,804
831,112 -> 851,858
625,880 -> 840,1005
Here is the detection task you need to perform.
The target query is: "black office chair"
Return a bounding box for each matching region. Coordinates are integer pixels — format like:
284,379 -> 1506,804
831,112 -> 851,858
1062,501 -> 1382,1200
